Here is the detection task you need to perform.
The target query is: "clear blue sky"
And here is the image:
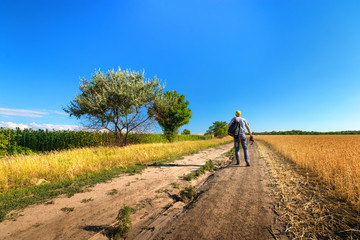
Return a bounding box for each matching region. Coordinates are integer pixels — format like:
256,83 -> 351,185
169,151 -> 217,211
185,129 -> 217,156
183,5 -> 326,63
1,0 -> 359,133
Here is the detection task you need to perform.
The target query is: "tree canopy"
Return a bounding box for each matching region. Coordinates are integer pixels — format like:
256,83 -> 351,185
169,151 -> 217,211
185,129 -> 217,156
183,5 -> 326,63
205,121 -> 228,137
182,129 -> 191,135
150,90 -> 192,142
63,68 -> 164,145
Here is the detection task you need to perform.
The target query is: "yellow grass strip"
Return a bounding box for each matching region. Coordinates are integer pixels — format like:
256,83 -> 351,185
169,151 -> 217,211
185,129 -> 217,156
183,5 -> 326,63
0,137 -> 232,191
256,135 -> 360,208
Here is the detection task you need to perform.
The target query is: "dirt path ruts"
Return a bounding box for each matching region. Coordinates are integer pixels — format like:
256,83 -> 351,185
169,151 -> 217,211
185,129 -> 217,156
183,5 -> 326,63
150,142 -> 285,240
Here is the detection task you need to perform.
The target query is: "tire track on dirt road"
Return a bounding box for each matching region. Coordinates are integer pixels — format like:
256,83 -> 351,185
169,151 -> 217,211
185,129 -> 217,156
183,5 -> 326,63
151,142 -> 287,240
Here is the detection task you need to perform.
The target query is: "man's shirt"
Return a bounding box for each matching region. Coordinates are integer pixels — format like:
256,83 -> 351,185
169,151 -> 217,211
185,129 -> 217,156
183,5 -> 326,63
229,117 -> 249,138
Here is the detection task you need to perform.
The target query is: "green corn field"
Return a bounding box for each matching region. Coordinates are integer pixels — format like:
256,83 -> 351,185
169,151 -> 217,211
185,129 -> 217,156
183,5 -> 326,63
0,127 -> 210,157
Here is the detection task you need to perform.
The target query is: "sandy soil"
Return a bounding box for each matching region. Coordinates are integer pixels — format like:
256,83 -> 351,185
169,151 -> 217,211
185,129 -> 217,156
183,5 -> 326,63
0,141 -> 286,240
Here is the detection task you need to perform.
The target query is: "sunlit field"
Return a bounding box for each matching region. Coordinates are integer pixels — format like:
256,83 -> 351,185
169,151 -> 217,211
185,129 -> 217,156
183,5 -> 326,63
256,135 -> 360,207
0,137 -> 232,192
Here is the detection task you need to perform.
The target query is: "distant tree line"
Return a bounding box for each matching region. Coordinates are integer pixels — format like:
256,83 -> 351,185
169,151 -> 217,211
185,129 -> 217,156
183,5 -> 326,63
253,130 -> 360,135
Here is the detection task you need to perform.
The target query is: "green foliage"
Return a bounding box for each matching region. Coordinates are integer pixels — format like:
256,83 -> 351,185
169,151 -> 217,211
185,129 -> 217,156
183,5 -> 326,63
60,207 -> 74,213
151,90 -> 192,142
182,160 -> 215,181
63,68 -> 164,145
170,182 -> 179,189
179,185 -> 197,202
205,121 -> 228,137
181,129 -> 191,135
111,204 -> 136,239
0,127 -> 210,158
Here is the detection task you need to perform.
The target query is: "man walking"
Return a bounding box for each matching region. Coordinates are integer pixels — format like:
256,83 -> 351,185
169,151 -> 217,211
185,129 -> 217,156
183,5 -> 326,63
228,111 -> 253,166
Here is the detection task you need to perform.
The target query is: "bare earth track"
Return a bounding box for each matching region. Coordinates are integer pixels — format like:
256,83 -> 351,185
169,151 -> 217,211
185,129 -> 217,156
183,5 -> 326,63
0,142 -> 286,240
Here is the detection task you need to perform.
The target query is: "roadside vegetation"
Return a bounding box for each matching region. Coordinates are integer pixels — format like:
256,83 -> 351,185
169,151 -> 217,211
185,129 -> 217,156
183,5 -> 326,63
182,160 -> 215,181
0,137 -> 231,221
110,204 -> 136,239
179,185 -> 197,203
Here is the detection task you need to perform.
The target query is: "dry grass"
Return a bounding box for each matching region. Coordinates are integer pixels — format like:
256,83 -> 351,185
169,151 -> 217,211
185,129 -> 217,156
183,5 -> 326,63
0,137 -> 232,191
257,138 -> 360,239
256,135 -> 360,208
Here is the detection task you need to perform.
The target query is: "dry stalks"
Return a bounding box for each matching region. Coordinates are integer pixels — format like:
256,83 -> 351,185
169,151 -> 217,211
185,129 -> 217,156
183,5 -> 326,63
0,137 -> 232,191
256,135 -> 360,209
257,140 -> 360,239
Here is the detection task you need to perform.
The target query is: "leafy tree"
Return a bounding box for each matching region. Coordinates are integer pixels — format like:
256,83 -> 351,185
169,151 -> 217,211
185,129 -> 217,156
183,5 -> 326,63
63,68 -> 164,145
205,121 -> 228,137
182,129 -> 191,135
151,90 -> 192,142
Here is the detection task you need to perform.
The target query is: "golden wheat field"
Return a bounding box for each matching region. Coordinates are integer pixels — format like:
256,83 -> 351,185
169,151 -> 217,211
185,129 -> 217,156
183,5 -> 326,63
256,135 -> 360,207
0,137 -> 232,191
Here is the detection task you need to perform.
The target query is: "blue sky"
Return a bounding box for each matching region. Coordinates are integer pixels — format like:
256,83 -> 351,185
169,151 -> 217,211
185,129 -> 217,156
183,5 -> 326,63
1,0 -> 359,134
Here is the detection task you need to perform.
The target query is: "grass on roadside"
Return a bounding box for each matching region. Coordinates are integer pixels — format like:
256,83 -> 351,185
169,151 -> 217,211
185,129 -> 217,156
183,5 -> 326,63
182,160 -> 216,181
109,204 -> 136,239
179,185 -> 197,203
0,137 -> 232,222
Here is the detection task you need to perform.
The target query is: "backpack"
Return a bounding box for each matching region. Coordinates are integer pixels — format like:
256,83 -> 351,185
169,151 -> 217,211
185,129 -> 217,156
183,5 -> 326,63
228,120 -> 240,137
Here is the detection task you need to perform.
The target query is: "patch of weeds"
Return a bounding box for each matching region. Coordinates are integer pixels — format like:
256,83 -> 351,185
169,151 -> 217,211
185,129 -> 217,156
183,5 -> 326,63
214,160 -> 227,168
182,160 -> 215,181
136,197 -> 155,209
145,197 -> 153,206
106,189 -> 118,195
81,198 -> 94,203
179,185 -> 197,203
109,204 -> 136,239
224,147 -> 235,159
155,188 -> 170,194
33,223 -> 42,228
127,164 -> 146,175
136,202 -> 146,210
170,182 -> 179,189
61,207 -> 74,213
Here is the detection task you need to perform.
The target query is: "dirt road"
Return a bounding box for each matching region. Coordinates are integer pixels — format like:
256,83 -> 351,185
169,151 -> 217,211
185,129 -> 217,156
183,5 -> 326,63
148,142 -> 283,240
0,141 -> 284,240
